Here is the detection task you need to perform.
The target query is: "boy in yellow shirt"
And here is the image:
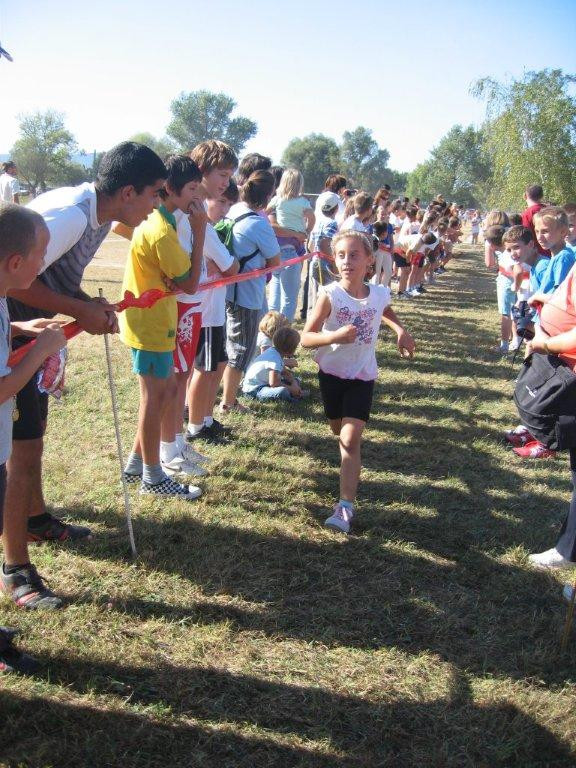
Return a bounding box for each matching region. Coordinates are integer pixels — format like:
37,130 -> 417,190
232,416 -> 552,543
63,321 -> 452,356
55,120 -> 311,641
120,155 -> 207,498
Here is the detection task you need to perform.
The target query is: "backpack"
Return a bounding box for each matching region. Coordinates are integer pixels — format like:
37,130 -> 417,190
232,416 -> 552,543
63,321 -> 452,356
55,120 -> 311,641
215,211 -> 261,305
514,352 -> 576,450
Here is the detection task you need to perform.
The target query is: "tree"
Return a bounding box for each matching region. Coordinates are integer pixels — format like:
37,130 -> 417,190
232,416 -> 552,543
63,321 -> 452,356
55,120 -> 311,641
11,110 -> 82,192
406,125 -> 491,207
128,132 -> 176,160
167,91 -> 257,154
281,134 -> 342,193
471,69 -> 576,208
340,127 -> 390,191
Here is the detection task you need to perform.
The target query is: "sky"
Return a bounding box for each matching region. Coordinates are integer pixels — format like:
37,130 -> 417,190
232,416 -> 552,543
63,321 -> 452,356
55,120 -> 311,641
0,0 -> 574,173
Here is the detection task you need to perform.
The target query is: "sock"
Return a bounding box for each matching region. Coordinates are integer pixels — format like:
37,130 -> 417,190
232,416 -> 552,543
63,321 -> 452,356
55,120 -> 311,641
175,433 -> 185,451
160,441 -> 180,464
3,562 -> 31,575
187,423 -> 204,437
500,339 -> 509,350
142,463 -> 165,485
204,416 -> 214,427
339,499 -> 354,512
27,512 -> 51,529
124,451 -> 143,475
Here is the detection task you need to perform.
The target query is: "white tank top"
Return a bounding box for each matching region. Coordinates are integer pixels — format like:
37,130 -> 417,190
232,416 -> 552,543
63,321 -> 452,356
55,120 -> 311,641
315,282 -> 391,381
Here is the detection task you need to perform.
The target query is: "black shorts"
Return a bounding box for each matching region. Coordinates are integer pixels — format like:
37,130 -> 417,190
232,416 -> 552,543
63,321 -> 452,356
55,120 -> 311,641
393,253 -> 409,268
195,325 -> 228,372
13,374 -> 48,441
318,371 -> 374,423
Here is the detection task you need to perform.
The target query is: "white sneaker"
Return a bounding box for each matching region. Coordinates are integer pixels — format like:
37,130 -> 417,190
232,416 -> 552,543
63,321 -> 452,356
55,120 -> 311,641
180,444 -> 210,465
324,503 -> 354,534
409,287 -> 422,297
161,456 -> 207,478
509,339 -> 521,352
528,547 -> 572,569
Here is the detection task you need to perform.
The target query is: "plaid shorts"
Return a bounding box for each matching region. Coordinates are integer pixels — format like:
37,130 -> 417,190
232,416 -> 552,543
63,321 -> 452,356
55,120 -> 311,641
225,302 -> 260,373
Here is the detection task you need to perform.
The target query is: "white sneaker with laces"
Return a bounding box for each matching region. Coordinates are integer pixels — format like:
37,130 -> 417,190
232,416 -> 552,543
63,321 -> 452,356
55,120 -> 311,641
324,503 -> 354,534
161,456 -> 207,478
181,444 -> 210,465
528,547 -> 572,569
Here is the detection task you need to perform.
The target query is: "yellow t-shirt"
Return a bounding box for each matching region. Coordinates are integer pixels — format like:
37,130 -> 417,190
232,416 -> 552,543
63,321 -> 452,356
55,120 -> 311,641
119,209 -> 191,352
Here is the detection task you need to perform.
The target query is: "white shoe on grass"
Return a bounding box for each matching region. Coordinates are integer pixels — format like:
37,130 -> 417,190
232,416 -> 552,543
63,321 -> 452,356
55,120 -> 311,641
181,444 -> 210,465
162,456 -> 207,478
324,504 -> 354,534
528,548 -> 572,569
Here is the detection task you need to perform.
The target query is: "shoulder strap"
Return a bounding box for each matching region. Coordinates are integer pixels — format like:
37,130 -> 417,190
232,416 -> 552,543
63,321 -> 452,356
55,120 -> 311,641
230,211 -> 262,304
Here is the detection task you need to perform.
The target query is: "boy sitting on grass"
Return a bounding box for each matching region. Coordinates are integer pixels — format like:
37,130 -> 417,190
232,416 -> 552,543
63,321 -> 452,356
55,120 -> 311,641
242,326 -> 304,402
0,204 -> 67,670
120,156 -> 207,499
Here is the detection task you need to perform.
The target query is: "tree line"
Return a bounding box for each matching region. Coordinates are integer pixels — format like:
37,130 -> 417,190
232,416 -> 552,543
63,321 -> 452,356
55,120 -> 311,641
9,69 -> 575,209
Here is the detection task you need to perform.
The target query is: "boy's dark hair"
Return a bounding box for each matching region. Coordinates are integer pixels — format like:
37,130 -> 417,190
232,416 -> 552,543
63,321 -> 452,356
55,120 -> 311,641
448,216 -> 460,228
0,203 -> 45,262
354,192 -> 373,215
270,166 -> 285,189
189,140 -> 238,175
159,155 -> 202,198
272,326 -> 300,357
526,184 -> 544,201
96,142 -> 167,195
406,205 -> 418,220
563,202 -> 576,215
237,153 -> 272,185
485,225 -> 506,246
1,160 -> 16,173
373,221 -> 388,238
503,225 -> 534,246
325,174 -> 347,193
241,170 -> 275,209
223,178 -> 239,204
509,213 -> 523,226
422,232 -> 437,245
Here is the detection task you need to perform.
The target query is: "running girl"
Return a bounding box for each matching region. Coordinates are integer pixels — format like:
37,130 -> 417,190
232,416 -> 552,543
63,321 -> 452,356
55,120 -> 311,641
301,231 -> 415,534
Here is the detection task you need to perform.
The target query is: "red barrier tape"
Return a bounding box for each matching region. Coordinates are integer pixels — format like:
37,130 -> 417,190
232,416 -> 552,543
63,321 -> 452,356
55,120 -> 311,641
8,251 -> 327,367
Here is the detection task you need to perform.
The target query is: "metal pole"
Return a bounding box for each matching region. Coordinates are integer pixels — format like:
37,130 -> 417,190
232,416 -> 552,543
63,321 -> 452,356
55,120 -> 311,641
99,288 -> 137,558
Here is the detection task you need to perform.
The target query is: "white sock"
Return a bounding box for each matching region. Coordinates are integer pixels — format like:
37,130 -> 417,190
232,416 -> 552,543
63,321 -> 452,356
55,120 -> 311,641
204,416 -> 214,427
175,433 -> 185,451
160,441 -> 180,463
187,423 -> 204,437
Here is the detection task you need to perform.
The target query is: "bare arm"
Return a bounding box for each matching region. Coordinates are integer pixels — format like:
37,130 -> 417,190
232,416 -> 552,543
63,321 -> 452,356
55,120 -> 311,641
382,305 -> 415,358
175,200 -> 207,294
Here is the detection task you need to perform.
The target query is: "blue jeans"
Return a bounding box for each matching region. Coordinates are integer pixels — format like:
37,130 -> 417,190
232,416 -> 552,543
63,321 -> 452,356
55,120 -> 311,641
268,245 -> 302,322
245,385 -> 299,402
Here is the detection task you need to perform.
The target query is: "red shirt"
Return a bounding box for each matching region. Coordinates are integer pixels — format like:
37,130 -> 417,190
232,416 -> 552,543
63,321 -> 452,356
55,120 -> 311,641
522,203 -> 550,256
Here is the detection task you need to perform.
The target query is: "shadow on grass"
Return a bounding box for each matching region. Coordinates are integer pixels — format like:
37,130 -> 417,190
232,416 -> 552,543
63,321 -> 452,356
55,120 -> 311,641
1,656 -> 574,767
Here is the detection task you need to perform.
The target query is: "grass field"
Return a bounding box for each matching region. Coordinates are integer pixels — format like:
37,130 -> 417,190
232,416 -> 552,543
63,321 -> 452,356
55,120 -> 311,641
1,237 -> 575,767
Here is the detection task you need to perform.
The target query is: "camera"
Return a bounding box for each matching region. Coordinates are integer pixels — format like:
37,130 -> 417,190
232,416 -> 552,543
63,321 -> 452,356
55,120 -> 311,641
512,301 -> 535,340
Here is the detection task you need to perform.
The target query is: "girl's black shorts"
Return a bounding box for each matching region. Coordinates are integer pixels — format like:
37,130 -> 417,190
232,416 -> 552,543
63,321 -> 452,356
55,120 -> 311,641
318,371 -> 374,423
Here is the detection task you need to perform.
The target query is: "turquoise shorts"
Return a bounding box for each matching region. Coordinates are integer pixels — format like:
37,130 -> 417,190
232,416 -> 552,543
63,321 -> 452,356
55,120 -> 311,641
131,348 -> 174,379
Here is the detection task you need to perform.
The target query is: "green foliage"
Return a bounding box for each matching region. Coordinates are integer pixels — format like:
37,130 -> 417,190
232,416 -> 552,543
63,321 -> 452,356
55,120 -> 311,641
281,133 -> 341,193
11,110 -> 86,192
406,125 -> 491,207
340,126 -> 390,191
472,69 -> 576,209
167,90 -> 257,154
128,132 -> 176,160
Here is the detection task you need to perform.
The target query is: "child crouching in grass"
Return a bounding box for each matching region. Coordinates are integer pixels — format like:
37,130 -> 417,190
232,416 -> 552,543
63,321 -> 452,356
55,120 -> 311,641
242,326 -> 304,402
301,231 -> 415,534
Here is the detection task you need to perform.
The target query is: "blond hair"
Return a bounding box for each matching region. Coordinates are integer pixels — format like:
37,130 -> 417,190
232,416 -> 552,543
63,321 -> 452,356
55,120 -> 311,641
258,310 -> 289,340
189,140 -> 238,175
484,210 -> 509,228
276,168 -> 304,201
534,205 -> 569,229
331,230 -> 373,258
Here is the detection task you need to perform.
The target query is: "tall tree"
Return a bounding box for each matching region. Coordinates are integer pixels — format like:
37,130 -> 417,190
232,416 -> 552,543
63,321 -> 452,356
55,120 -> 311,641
340,127 -> 390,191
406,125 -> 491,207
11,110 -> 82,193
167,91 -> 257,154
128,132 -> 176,159
471,69 -> 576,208
281,134 -> 342,193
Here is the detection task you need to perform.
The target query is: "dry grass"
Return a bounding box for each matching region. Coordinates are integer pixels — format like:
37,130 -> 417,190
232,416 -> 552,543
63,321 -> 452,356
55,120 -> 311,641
1,237 -> 575,767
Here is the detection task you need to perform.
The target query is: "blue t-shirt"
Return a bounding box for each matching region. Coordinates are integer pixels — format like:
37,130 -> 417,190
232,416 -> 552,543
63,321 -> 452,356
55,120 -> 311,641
242,347 -> 284,393
226,204 -> 280,310
534,247 -> 575,295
